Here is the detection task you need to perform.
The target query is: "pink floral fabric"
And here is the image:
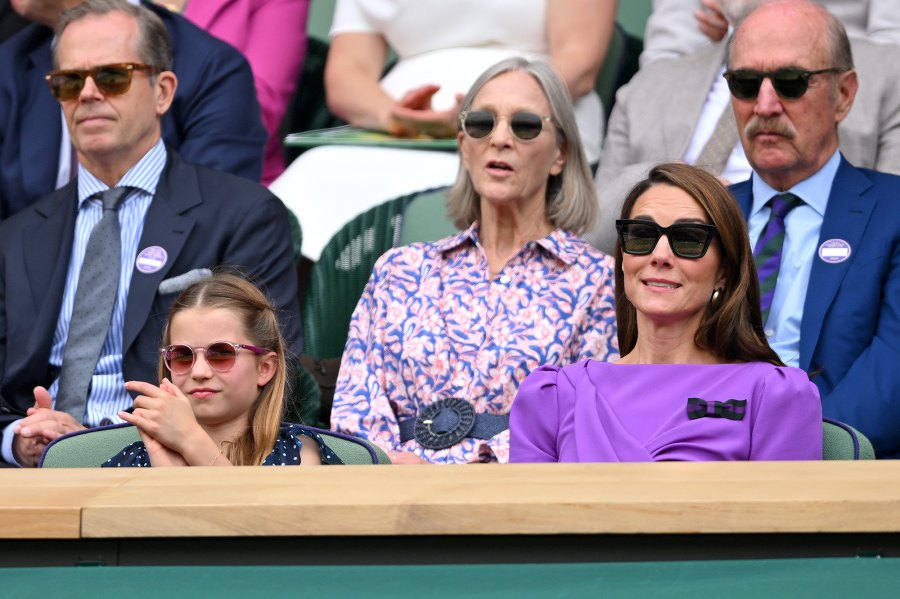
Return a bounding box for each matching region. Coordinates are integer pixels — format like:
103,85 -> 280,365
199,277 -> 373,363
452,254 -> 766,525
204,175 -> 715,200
331,224 -> 619,463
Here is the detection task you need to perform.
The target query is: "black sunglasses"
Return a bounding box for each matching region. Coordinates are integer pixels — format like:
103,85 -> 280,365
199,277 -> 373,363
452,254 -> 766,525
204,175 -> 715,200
723,67 -> 841,100
45,62 -> 162,101
460,110 -> 553,141
616,219 -> 719,259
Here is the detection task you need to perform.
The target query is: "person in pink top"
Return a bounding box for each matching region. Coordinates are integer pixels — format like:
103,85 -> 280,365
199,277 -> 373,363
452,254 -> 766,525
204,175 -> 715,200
511,163 -> 822,462
176,0 -> 309,184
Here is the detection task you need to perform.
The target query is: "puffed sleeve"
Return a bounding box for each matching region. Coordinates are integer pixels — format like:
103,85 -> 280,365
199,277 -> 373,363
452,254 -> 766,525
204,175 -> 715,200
749,366 -> 823,460
510,365 -> 564,463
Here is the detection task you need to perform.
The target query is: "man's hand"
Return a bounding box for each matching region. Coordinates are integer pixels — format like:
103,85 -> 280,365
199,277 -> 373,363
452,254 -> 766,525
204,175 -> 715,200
12,386 -> 85,467
695,0 -> 729,42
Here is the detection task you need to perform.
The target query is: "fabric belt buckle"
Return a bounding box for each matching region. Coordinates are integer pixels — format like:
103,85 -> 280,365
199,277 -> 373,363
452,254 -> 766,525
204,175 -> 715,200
413,397 -> 476,450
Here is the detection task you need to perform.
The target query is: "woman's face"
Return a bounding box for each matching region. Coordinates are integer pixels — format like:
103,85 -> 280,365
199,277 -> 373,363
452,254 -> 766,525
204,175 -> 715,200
166,307 -> 276,430
458,70 -> 566,212
622,184 -> 726,330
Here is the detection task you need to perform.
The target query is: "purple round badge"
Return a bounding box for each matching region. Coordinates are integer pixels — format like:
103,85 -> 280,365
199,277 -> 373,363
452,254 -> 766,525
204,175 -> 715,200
818,239 -> 851,264
135,246 -> 168,273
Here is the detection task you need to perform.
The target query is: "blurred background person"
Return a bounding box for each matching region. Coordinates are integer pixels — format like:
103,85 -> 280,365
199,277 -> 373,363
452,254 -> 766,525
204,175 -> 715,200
271,0 -> 616,261
150,0 -> 310,184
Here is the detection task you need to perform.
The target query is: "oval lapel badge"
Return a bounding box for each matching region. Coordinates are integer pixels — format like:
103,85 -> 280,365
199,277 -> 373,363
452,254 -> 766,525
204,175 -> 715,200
818,239 -> 851,264
135,246 -> 168,274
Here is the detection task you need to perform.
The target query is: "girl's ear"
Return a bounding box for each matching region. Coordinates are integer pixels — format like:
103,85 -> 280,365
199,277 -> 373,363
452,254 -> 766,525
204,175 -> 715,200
256,352 -> 277,387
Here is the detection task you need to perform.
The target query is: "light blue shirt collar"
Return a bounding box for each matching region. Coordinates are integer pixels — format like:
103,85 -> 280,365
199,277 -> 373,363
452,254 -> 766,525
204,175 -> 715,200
749,150 -> 841,218
76,139 -> 167,206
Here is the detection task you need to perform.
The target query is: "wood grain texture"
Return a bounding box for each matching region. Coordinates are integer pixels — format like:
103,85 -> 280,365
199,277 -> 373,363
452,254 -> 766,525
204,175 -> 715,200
66,462 -> 900,538
0,469 -> 133,538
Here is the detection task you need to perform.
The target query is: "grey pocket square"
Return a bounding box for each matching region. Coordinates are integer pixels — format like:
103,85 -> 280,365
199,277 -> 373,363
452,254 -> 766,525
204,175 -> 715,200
158,268 -> 213,295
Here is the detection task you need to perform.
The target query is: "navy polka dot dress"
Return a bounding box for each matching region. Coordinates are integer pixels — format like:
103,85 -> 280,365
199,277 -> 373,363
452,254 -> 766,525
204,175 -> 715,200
102,423 -> 344,467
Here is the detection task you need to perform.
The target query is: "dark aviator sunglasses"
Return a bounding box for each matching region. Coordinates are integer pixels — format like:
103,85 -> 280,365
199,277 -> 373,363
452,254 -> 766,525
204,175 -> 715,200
45,63 -> 162,101
723,67 -> 841,100
616,219 -> 719,259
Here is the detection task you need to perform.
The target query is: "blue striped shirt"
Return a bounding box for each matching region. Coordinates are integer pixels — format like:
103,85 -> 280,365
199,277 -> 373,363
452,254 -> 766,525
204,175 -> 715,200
47,140 -> 167,426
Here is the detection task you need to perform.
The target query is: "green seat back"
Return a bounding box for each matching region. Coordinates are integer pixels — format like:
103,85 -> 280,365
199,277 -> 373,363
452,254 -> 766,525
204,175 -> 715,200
398,187 -> 457,245
822,419 -> 876,460
303,191 -> 419,360
39,423 -> 391,467
40,424 -> 141,468
285,360 -> 324,427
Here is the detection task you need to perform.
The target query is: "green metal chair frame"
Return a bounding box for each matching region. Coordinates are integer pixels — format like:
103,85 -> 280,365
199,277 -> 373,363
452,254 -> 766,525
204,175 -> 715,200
39,422 -> 390,467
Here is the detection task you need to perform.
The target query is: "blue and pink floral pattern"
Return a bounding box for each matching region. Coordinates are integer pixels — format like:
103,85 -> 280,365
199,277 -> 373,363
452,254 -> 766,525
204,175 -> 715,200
331,224 -> 618,463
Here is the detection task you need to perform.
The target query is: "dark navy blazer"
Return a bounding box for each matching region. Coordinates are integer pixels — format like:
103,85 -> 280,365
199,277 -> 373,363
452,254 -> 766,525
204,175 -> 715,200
0,1 -> 266,220
731,156 -> 900,457
0,150 -> 301,427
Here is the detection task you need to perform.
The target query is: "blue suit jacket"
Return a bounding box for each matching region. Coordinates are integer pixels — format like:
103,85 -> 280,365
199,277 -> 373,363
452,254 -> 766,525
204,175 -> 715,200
0,2 -> 266,220
0,149 -> 301,426
731,157 -> 900,457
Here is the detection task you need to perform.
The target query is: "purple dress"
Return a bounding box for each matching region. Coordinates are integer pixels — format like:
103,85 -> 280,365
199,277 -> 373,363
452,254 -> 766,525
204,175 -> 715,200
510,361 -> 822,462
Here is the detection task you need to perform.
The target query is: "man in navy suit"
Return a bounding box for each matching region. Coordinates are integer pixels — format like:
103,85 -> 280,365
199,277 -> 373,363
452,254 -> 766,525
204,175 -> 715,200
727,0 -> 900,456
0,0 -> 300,466
0,0 -> 267,221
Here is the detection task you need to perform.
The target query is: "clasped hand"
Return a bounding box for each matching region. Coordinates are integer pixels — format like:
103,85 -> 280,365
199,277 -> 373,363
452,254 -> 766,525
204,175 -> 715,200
120,379 -> 211,466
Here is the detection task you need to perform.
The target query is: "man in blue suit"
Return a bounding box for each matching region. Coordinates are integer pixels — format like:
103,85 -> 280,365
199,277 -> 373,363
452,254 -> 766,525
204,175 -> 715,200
727,0 -> 900,456
0,0 -> 267,221
0,0 -> 300,466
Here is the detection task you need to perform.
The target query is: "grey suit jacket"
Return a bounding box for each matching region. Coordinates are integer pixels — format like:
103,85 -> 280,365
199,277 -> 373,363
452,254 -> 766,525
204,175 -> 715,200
588,38 -> 900,253
641,0 -> 900,66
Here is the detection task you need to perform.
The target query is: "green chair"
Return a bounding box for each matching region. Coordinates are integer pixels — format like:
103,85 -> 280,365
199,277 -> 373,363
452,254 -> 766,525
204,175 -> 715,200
398,186 -> 457,246
822,418 -> 876,460
595,22 -> 644,124
303,190 -> 423,360
302,187 -> 453,427
39,422 -> 391,467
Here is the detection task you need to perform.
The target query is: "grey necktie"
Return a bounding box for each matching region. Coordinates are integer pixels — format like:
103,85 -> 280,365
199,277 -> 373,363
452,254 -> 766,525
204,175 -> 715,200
55,187 -> 130,422
695,104 -> 738,176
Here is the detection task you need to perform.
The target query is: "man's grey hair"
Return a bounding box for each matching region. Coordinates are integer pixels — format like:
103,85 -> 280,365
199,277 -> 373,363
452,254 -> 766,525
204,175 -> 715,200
52,0 -> 173,71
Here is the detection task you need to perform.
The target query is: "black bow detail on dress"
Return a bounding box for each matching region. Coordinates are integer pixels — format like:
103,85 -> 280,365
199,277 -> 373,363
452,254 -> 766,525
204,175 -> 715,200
686,397 -> 747,421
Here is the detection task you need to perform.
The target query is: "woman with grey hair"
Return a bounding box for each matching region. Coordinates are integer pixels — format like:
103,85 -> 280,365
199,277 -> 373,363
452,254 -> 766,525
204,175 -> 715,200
331,57 -> 618,464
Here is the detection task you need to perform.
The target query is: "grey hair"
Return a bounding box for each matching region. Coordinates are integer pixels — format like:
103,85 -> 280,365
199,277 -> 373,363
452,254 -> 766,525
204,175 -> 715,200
727,0 -> 854,71
52,0 -> 173,71
447,56 -> 597,235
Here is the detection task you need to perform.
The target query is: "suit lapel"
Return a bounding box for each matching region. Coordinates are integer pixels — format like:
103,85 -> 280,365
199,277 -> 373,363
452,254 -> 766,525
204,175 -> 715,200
22,31 -> 61,203
665,43 -> 729,158
799,159 -> 875,369
122,152 -> 199,354
22,186 -> 78,355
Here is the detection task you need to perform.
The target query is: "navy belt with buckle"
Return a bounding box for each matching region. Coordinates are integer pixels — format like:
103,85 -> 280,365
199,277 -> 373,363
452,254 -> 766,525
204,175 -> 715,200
398,397 -> 510,450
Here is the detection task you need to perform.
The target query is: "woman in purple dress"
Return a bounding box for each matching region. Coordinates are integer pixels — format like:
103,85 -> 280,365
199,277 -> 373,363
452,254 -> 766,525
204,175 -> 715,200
510,163 -> 822,462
